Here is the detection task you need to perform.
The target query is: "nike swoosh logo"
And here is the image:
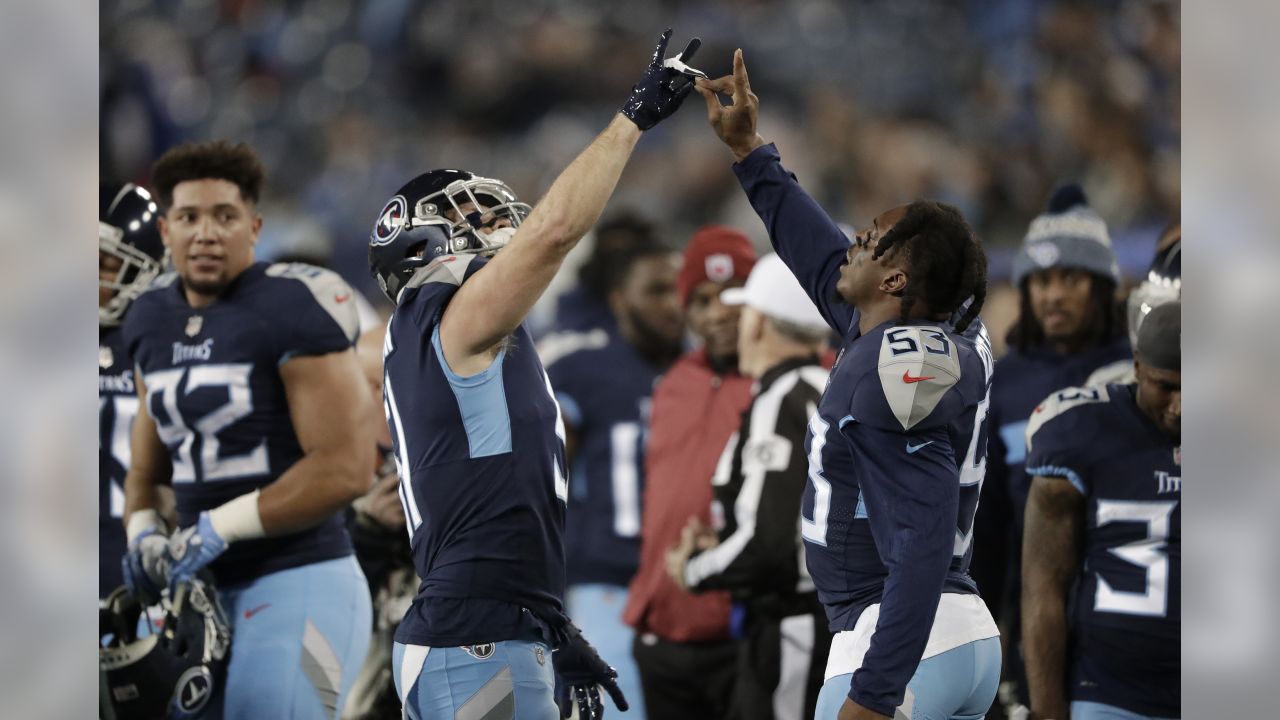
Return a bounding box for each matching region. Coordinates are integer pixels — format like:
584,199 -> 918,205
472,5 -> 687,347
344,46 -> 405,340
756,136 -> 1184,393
243,603 -> 271,619
334,293 -> 351,303
906,440 -> 934,454
902,370 -> 935,384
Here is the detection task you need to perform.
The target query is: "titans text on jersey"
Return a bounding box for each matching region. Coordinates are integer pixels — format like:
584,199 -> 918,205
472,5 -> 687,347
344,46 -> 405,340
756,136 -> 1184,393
1025,384 -> 1181,718
122,261 -> 360,587
381,255 -> 570,647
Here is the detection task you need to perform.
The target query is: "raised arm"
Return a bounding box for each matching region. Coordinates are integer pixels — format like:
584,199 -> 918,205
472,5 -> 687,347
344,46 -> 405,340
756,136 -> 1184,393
695,50 -> 853,334
440,30 -> 704,375
1022,475 -> 1085,720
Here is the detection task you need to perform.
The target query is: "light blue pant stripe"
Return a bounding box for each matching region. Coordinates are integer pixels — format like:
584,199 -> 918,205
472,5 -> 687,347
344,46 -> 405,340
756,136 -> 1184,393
208,556 -> 372,719
815,636 -> 1000,720
1072,700 -> 1179,720
567,584 -> 645,719
393,640 -> 558,720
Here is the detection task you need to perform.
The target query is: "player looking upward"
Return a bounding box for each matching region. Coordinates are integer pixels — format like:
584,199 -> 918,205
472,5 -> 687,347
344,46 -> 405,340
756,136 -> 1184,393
120,140 -> 377,718
696,50 -> 1000,720
368,30 -> 705,720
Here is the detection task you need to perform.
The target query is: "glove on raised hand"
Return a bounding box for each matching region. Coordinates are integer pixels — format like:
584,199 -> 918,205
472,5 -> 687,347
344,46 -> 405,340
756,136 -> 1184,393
620,29 -> 708,130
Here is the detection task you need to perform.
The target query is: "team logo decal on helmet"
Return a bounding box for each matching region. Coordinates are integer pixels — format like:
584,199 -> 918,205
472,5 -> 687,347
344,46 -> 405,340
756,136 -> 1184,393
373,195 -> 408,247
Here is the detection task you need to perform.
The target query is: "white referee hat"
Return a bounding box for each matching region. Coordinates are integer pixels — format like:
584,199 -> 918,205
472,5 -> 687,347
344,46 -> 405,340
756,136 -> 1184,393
720,253 -> 828,332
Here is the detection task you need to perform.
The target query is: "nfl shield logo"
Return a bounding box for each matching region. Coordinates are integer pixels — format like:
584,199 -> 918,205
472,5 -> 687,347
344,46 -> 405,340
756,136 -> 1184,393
705,253 -> 734,283
99,345 -> 113,369
185,315 -> 203,337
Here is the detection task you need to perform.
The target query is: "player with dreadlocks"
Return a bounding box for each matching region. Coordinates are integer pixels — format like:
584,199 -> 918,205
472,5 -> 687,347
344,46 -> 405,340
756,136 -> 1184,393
696,51 -> 1000,720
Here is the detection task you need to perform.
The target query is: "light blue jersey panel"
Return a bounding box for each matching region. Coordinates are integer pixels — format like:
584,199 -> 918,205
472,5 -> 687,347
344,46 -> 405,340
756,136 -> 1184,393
999,420 -> 1028,465
431,325 -> 512,458
815,637 -> 1000,720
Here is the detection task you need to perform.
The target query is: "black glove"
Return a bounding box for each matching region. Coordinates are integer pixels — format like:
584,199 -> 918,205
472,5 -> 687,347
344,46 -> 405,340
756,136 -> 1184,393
552,623 -> 628,718
620,29 -> 708,131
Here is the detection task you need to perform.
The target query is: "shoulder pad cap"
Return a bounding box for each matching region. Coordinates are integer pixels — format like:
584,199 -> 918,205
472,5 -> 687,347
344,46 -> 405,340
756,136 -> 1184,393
877,325 -> 962,430
1025,384 -> 1111,453
265,262 -> 359,342
147,271 -> 179,290
403,255 -> 473,294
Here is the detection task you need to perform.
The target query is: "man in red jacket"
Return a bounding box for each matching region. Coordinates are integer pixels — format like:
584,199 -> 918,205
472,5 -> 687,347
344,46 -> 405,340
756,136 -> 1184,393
624,225 -> 757,719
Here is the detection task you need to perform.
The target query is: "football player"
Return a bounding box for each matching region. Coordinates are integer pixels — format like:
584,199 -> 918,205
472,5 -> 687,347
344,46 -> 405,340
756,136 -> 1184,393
368,29 -> 705,720
972,182 -> 1131,712
697,51 -> 1000,719
543,239 -> 683,719
99,183 -> 167,600
120,140 -> 376,718
1088,222 -> 1181,386
1022,302 -> 1181,720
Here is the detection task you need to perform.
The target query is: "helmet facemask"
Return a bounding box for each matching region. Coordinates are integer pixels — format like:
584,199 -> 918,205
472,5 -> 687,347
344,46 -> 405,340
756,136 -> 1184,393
99,221 -> 169,327
412,175 -> 531,257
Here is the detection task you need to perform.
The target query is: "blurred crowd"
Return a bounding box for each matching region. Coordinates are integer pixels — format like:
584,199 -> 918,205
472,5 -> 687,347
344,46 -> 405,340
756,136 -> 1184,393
100,0 -> 1179,317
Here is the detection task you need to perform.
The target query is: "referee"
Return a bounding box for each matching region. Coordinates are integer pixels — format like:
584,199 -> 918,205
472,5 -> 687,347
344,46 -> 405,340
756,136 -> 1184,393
667,253 -> 833,720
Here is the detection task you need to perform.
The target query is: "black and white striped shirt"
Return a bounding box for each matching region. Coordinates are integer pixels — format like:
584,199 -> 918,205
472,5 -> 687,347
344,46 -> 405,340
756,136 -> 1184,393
685,355 -> 828,615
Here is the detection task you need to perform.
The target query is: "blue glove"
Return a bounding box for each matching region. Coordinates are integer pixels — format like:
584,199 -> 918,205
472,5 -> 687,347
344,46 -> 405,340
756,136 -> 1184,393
620,29 -> 708,131
121,527 -> 169,605
166,512 -> 228,592
552,623 -> 628,719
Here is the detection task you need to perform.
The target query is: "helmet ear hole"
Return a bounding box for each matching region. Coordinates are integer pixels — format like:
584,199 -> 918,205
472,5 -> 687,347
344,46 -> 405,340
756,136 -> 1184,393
405,240 -> 429,261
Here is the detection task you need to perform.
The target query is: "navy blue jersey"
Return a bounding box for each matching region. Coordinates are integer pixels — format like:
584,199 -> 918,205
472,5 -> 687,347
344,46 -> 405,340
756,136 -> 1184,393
122,262 -> 360,587
989,338 -> 1131,525
1025,384 -> 1180,717
544,328 -> 661,587
735,144 -> 996,715
382,255 -> 569,647
99,326 -> 136,597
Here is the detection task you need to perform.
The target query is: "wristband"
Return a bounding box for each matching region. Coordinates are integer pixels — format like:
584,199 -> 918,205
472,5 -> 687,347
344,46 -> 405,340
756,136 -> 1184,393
125,508 -> 164,543
208,489 -> 266,543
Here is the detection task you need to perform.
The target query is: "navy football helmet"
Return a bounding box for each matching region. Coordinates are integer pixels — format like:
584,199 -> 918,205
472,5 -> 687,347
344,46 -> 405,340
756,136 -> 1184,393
99,579 -> 231,720
1127,226 -> 1181,346
101,183 -> 168,326
368,169 -> 531,303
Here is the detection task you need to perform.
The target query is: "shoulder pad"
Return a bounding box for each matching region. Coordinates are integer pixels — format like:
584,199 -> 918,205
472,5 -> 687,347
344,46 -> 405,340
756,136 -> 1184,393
265,262 -> 359,342
876,325 -> 962,431
539,329 -> 610,369
403,255 -> 473,293
147,271 -> 179,290
1024,385 -> 1110,453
